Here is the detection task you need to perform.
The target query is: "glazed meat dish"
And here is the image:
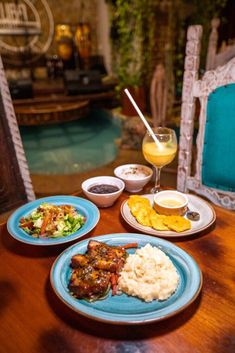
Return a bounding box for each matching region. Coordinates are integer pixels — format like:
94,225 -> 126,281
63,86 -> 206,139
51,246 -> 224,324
69,266 -> 111,300
71,240 -> 127,272
68,240 -> 137,301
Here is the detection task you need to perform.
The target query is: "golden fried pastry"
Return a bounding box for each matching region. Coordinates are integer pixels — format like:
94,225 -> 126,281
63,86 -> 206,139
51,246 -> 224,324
128,196 -> 151,218
135,207 -> 152,227
150,212 -> 169,231
129,203 -> 145,217
163,215 -> 191,232
127,196 -> 191,233
128,195 -> 151,208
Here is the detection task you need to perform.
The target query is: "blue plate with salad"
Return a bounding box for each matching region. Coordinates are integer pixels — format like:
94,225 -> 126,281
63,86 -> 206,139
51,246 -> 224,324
7,196 -> 100,246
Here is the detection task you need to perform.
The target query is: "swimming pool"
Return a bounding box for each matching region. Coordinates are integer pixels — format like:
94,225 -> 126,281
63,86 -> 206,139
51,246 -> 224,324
20,109 -> 121,175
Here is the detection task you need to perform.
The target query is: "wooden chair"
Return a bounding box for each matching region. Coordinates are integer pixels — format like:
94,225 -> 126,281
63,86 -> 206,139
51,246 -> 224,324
177,25 -> 235,210
0,55 -> 35,214
206,18 -> 235,70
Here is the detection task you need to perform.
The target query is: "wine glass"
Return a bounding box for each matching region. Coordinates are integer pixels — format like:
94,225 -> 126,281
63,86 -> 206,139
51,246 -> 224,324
142,127 -> 177,193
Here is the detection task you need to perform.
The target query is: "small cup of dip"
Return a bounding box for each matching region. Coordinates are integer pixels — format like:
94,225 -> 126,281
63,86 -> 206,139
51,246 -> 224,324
114,164 -> 153,193
153,190 -> 188,216
81,176 -> 125,207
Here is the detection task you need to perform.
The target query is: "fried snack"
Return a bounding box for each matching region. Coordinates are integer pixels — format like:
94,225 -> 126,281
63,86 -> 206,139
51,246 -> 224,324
163,215 -> 191,232
128,195 -> 151,218
128,195 -> 150,208
127,195 -> 191,233
135,207 -> 152,227
150,212 -> 169,231
129,202 -> 144,217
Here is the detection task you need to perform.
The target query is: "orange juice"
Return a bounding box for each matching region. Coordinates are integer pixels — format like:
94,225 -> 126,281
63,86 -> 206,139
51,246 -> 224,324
143,142 -> 177,167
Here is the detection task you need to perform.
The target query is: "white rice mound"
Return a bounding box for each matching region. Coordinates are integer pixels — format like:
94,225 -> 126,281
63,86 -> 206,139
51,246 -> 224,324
118,243 -> 179,302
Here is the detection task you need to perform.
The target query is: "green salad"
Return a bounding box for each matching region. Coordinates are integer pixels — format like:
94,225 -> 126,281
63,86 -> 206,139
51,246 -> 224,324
19,203 -> 85,238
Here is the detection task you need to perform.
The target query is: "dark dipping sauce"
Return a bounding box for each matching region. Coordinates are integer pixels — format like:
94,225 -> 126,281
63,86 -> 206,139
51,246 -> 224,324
88,184 -> 120,194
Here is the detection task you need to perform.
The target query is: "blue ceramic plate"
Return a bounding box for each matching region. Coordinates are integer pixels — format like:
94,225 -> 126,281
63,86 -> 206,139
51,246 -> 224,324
50,233 -> 202,324
7,196 -> 100,246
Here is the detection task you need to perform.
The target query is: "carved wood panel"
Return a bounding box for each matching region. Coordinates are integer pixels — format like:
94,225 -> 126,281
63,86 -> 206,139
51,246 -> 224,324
0,56 -> 35,214
178,29 -> 235,210
177,25 -> 203,193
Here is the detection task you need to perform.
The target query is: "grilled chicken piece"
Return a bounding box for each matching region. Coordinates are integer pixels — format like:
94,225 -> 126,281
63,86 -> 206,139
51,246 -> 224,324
87,240 -> 105,250
88,240 -> 126,258
87,240 -> 127,272
71,254 -> 90,268
69,265 -> 111,300
69,240 -> 129,300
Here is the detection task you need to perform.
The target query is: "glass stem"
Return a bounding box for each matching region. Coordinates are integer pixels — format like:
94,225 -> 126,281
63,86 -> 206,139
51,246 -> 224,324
154,166 -> 162,192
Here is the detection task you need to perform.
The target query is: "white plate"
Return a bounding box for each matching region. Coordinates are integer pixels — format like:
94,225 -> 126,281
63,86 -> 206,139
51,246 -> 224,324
121,194 -> 216,238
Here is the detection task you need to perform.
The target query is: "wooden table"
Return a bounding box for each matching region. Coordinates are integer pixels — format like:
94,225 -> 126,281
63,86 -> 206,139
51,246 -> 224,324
0,191 -> 234,353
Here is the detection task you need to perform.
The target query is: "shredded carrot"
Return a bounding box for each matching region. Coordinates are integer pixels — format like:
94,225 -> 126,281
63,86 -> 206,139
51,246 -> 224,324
110,273 -> 118,296
121,242 -> 138,249
40,212 -> 50,235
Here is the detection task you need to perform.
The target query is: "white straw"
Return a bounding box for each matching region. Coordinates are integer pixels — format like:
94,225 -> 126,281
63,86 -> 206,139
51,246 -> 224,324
124,88 -> 162,149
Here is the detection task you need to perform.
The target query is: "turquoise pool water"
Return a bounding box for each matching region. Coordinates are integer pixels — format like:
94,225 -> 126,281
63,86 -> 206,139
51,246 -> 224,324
20,109 -> 121,175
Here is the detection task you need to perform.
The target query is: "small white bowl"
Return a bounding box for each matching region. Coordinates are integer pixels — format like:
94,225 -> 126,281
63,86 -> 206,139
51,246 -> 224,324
114,164 -> 153,193
153,190 -> 188,216
81,176 -> 125,208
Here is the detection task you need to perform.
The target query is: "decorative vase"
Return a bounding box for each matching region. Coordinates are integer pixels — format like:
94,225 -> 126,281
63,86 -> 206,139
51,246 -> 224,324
55,24 -> 73,61
74,23 -> 91,68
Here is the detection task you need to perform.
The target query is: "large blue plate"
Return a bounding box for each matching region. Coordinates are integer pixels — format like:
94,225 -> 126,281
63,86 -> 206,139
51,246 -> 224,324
7,196 -> 100,246
50,233 -> 202,324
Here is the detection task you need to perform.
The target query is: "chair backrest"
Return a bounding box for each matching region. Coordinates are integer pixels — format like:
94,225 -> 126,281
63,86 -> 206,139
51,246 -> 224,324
0,55 -> 35,214
206,18 -> 235,70
177,25 -> 235,210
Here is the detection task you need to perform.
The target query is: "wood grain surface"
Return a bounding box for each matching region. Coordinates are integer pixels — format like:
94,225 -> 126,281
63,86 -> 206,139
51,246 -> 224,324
0,191 -> 234,353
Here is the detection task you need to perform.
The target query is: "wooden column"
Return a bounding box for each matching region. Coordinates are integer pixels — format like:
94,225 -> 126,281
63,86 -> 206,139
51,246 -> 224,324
0,56 -> 35,214
177,25 -> 203,192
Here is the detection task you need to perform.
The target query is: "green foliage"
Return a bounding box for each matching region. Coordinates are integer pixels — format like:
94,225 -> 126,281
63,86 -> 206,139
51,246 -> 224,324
185,0 -> 228,67
174,0 -> 228,96
106,0 -> 228,97
107,0 -> 158,92
184,0 -> 227,24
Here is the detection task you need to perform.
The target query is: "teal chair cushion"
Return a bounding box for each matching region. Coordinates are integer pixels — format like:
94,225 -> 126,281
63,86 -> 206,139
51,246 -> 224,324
202,83 -> 235,192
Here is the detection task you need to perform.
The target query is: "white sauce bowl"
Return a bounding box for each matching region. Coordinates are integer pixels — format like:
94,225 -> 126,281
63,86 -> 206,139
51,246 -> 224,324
114,164 -> 153,193
153,190 -> 188,216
